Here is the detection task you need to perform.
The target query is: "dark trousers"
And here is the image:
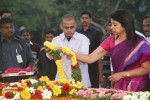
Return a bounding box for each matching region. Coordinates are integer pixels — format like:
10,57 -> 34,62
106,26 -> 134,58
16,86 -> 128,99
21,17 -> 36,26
88,62 -> 99,88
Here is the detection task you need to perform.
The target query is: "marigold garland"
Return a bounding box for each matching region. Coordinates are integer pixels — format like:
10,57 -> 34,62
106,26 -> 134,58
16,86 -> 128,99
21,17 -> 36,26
44,41 -> 81,81
44,41 -> 66,81
61,47 -> 81,81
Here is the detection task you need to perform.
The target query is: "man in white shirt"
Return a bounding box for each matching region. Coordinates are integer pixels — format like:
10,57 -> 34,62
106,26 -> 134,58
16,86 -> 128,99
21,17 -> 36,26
51,14 -> 91,87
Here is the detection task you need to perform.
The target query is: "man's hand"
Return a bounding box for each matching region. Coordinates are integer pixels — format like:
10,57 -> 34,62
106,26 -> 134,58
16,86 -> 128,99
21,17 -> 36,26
45,47 -> 54,60
99,75 -> 104,86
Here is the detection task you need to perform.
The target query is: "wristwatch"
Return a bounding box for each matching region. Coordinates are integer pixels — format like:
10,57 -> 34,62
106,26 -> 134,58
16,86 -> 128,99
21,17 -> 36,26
123,72 -> 130,78
126,72 -> 130,77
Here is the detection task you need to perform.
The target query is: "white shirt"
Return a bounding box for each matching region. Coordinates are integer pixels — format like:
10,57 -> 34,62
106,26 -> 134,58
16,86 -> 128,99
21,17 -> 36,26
135,31 -> 145,38
146,37 -> 150,44
135,31 -> 150,44
52,32 -> 91,87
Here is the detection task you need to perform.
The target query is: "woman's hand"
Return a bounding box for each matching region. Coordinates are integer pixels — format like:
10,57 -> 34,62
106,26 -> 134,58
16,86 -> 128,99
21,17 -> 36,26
108,72 -> 125,82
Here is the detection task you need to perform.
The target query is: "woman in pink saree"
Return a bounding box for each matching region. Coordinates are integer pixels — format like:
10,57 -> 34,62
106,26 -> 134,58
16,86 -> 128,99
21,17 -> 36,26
75,9 -> 150,91
101,35 -> 150,91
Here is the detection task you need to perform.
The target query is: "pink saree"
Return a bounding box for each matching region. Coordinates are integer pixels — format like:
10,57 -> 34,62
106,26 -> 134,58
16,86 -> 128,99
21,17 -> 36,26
101,35 -> 150,91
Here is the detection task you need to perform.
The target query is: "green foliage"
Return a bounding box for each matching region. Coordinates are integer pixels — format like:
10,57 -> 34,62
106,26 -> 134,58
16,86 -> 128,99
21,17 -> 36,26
72,66 -> 82,82
53,50 -> 61,61
31,81 -> 46,89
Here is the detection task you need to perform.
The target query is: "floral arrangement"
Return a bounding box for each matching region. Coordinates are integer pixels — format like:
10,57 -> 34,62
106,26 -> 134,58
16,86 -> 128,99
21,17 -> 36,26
122,91 -> 150,100
44,41 -> 81,81
75,88 -> 150,100
1,76 -> 150,100
0,76 -> 83,99
76,88 -> 130,100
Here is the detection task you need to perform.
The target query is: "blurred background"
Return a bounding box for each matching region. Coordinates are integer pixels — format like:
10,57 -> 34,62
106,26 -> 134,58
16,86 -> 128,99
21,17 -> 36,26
0,0 -> 149,45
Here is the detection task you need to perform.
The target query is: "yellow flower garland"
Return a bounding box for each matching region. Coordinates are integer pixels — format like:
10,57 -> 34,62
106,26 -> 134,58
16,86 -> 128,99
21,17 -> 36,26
44,41 -> 81,81
44,41 -> 66,80
61,47 -> 77,66
55,58 -> 66,80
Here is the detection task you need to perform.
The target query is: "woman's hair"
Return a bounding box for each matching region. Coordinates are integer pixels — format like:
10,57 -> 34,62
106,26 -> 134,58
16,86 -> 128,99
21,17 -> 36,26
110,9 -> 140,46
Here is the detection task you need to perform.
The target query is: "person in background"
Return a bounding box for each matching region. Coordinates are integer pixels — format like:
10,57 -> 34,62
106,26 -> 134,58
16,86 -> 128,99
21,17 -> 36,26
101,20 -> 112,88
37,31 -> 57,80
21,29 -> 41,61
75,9 -> 150,91
77,11 -> 104,88
143,15 -> 150,80
0,9 -> 21,36
46,14 -> 91,87
143,15 -> 150,43
45,30 -> 55,42
0,9 -> 12,18
0,18 -> 34,82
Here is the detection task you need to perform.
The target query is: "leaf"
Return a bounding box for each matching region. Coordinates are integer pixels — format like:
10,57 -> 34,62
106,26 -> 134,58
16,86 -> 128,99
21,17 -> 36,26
53,50 -> 61,61
72,66 -> 81,82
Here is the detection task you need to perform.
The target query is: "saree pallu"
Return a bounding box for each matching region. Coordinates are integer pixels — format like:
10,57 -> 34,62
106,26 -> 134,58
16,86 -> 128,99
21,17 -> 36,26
110,37 -> 150,92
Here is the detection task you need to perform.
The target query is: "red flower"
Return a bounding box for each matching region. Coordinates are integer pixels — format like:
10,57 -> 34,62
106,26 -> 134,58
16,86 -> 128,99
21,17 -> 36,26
18,87 -> 23,92
0,83 -> 9,90
54,81 -> 59,85
5,91 -> 13,99
26,81 -> 31,87
57,56 -> 62,60
62,83 -> 71,94
71,62 -> 79,69
13,67 -> 21,73
33,90 -> 42,99
47,87 -> 51,91
12,84 -> 18,87
18,80 -> 22,83
24,66 -> 33,72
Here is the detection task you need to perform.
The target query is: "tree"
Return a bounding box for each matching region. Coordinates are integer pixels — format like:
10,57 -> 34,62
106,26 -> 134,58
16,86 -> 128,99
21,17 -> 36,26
0,0 -> 149,44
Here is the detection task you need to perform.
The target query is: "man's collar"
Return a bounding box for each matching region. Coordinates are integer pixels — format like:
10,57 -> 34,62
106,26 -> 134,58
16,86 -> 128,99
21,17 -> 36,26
79,25 -> 92,31
1,35 -> 19,42
60,32 -> 78,40
29,41 -> 33,45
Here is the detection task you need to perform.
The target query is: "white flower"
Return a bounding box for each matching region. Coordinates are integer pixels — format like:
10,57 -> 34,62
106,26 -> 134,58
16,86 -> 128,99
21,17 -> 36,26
42,89 -> 52,99
10,82 -> 20,87
71,81 -> 77,87
30,79 -> 38,84
13,92 -> 21,99
131,94 -> 139,100
28,87 -> 35,94
122,95 -> 132,100
4,86 -> 12,92
0,96 -> 7,100
140,95 -> 148,100
21,79 -> 26,83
